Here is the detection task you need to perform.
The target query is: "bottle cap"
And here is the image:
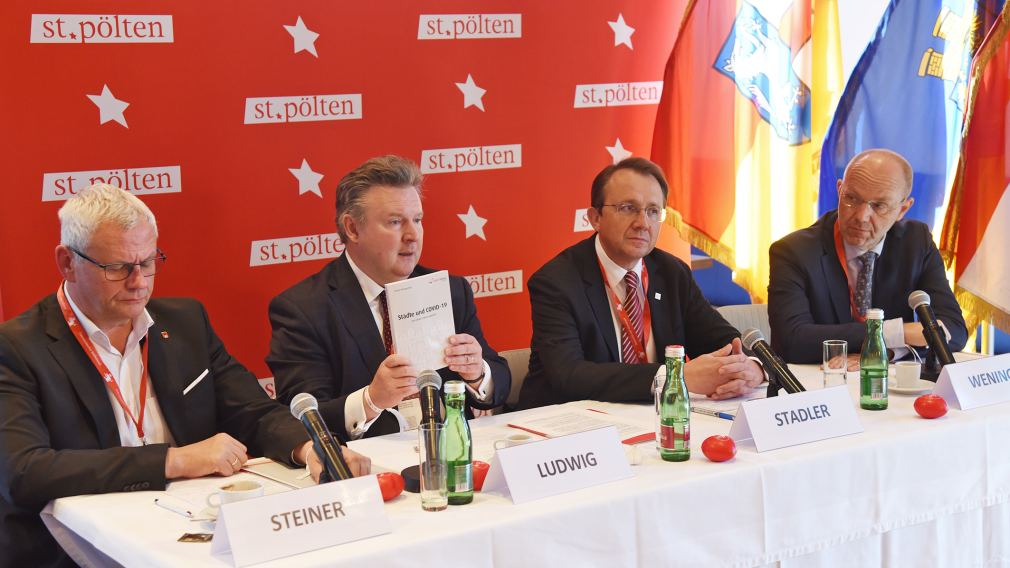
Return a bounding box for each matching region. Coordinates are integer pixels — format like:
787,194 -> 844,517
664,345 -> 684,357
865,308 -> 884,320
444,380 -> 465,394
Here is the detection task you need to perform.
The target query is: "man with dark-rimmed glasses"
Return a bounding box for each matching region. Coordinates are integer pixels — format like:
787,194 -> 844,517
0,183 -> 369,567
768,148 -> 967,365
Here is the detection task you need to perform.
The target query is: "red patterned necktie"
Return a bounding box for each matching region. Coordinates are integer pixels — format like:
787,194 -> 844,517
378,291 -> 393,355
621,270 -> 644,363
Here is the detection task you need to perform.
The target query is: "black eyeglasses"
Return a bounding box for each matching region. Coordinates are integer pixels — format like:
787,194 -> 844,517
70,248 -> 167,281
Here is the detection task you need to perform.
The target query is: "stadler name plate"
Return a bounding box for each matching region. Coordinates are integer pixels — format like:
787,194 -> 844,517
482,426 -> 632,504
729,386 -> 863,452
934,353 -> 1010,411
211,476 -> 390,567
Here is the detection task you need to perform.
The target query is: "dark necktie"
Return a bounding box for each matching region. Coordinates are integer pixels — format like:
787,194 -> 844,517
621,271 -> 644,363
854,251 -> 877,317
378,290 -> 392,355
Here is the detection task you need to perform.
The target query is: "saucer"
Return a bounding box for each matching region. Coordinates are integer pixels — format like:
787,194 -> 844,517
889,378 -> 934,396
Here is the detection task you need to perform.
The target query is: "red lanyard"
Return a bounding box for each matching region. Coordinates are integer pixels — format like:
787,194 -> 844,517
57,284 -> 150,444
598,259 -> 652,362
833,222 -> 865,323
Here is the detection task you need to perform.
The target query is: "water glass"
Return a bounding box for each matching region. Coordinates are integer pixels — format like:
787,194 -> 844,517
418,422 -> 448,511
822,340 -> 848,388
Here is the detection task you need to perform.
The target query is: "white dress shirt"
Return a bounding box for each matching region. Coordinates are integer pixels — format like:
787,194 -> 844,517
64,284 -> 174,447
595,237 -> 657,363
342,253 -> 492,439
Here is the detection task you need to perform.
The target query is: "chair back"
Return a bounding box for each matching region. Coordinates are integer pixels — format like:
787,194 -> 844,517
716,304 -> 771,343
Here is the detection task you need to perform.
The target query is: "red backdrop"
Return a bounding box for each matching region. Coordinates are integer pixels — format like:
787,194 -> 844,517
0,1 -> 687,377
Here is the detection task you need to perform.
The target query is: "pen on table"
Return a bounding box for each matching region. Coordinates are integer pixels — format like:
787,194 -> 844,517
691,407 -> 735,421
154,498 -> 194,518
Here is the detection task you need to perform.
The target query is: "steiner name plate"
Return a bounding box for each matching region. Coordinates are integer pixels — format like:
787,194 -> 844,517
728,386 -> 863,452
934,353 -> 1010,411
210,476 -> 390,567
482,425 -> 632,504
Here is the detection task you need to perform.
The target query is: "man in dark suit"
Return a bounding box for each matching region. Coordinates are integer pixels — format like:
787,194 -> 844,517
0,184 -> 369,568
768,149 -> 967,365
268,155 -> 509,440
518,157 -> 765,410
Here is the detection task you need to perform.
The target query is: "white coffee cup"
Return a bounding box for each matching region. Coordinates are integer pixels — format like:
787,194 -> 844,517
895,361 -> 922,388
493,433 -> 534,450
206,480 -> 263,508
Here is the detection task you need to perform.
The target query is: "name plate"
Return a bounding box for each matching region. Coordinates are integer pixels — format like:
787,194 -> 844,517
482,426 -> 632,504
933,353 -> 1010,411
728,386 -> 863,452
211,476 -> 390,567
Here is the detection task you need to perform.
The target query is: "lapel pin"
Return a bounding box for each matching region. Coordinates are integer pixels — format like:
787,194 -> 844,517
655,293 -> 662,300
161,331 -> 170,339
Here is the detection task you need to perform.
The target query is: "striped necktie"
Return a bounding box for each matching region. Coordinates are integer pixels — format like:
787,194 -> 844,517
621,270 -> 644,363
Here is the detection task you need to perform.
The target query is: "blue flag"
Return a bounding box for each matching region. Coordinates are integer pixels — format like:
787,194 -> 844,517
819,0 -> 1005,229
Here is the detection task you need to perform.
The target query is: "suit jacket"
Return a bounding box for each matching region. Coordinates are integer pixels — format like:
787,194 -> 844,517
518,235 -> 739,410
768,211 -> 968,364
267,255 -> 510,439
0,296 -> 308,568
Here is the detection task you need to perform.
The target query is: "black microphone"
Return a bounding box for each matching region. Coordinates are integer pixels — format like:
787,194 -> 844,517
908,290 -> 956,367
741,328 -> 806,395
417,369 -> 443,428
290,393 -> 353,482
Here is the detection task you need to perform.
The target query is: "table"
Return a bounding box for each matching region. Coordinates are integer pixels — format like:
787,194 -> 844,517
47,364 -> 1010,567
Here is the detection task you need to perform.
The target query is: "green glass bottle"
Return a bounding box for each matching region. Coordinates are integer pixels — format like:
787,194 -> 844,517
443,380 -> 473,505
659,345 -> 690,461
860,308 -> 889,410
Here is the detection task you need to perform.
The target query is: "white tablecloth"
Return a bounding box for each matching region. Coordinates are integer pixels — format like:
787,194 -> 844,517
46,364 -> 1010,567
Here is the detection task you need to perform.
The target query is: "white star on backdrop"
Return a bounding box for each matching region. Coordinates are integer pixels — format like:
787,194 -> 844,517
457,205 -> 488,240
606,138 -> 633,164
608,14 -> 635,49
86,85 -> 129,128
289,159 -> 324,197
284,16 -> 319,57
455,74 -> 487,111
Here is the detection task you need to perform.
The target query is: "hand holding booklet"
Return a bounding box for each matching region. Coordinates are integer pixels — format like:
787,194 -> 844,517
384,270 -> 455,371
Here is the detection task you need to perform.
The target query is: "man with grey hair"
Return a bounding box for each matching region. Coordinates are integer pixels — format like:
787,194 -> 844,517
768,148 -> 968,365
0,184 -> 369,567
268,155 -> 510,439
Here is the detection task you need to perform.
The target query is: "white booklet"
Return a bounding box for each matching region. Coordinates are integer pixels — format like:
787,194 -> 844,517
384,270 -> 455,372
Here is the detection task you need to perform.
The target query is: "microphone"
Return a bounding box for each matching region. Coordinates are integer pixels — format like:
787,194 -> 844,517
741,328 -> 806,395
417,369 -> 443,428
908,290 -> 956,367
290,393 -> 352,482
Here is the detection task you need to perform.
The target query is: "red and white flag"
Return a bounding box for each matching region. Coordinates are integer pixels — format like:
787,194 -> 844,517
941,4 -> 1010,331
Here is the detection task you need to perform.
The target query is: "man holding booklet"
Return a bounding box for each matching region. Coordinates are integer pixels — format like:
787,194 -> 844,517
267,155 -> 510,440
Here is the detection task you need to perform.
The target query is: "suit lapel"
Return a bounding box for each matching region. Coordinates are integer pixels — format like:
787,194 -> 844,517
330,256 -> 388,378
43,297 -> 121,448
819,214 -> 852,323
875,220 -> 905,304
145,314 -> 190,445
644,254 -> 672,351
579,237 -> 619,361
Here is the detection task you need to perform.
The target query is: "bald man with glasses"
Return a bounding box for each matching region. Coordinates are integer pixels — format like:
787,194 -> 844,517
768,148 -> 968,365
